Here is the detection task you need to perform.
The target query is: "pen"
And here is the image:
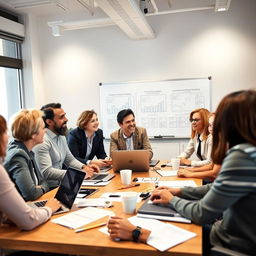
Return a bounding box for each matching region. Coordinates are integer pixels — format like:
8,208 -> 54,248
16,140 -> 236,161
109,195 -> 120,197
75,222 -> 107,233
142,194 -> 151,201
118,184 -> 140,190
94,180 -> 103,184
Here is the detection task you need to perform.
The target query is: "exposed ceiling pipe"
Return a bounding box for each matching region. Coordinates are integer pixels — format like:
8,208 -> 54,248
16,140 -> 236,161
146,6 -> 214,16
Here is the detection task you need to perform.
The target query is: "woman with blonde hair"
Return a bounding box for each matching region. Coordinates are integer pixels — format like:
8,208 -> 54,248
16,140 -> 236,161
178,108 -> 212,167
68,110 -> 111,168
0,114 -> 60,231
4,109 -> 50,201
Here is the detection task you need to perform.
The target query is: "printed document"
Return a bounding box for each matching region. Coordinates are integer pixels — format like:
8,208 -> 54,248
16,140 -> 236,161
100,216 -> 196,251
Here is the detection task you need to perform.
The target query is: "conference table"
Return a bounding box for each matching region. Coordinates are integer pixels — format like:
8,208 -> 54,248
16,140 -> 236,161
0,161 -> 202,256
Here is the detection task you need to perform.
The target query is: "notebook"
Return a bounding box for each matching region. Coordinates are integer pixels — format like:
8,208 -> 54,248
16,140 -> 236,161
112,150 -> 150,172
137,199 -> 191,223
28,168 -> 85,215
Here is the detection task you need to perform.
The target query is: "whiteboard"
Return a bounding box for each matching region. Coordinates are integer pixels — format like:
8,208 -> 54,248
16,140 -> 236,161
100,78 -> 211,138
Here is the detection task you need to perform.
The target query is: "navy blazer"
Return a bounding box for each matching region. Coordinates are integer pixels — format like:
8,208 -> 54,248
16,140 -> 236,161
67,127 -> 107,164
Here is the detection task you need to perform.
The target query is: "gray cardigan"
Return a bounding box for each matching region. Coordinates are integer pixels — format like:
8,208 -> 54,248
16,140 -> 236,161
170,143 -> 256,255
4,140 -> 49,201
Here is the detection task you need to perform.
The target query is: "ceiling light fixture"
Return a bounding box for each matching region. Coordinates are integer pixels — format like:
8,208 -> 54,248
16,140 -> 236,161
48,20 -> 63,36
215,0 -> 231,12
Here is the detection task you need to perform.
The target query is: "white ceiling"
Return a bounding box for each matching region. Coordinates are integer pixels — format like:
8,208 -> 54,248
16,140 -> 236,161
0,0 -> 232,39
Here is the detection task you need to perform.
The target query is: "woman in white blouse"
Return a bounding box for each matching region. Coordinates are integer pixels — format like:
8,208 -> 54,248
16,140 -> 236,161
0,114 -> 60,231
178,108 -> 212,167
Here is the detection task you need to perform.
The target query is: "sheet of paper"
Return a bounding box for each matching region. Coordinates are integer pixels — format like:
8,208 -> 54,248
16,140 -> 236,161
82,180 -> 110,186
51,207 -> 114,229
135,177 -> 159,183
157,180 -> 197,188
75,198 -> 111,208
100,192 -> 142,202
156,170 -> 177,177
100,216 -> 196,251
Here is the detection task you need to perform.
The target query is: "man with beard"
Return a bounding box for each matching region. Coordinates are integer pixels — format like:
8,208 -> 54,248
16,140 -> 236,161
110,109 -> 153,159
34,103 -> 99,189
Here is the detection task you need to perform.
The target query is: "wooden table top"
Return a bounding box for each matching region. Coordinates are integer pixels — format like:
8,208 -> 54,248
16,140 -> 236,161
0,162 -> 202,256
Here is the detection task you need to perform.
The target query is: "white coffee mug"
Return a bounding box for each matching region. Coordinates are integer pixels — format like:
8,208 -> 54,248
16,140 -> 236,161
171,158 -> 180,171
120,169 -> 132,185
121,192 -> 137,214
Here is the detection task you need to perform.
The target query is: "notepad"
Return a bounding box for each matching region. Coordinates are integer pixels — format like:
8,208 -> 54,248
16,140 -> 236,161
51,207 -> 114,229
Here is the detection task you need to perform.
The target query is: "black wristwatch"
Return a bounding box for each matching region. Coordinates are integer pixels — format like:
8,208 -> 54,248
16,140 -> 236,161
132,226 -> 142,242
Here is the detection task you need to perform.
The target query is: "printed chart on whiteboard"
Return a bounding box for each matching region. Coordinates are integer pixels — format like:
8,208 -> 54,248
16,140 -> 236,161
100,78 -> 211,138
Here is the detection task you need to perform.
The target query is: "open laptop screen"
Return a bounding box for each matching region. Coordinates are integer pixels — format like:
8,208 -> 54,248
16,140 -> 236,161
55,168 -> 85,209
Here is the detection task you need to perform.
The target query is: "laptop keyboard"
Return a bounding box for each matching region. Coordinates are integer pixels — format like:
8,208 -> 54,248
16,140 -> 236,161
34,200 -> 47,207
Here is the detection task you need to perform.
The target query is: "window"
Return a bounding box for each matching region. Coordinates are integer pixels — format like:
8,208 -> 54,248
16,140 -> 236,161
0,38 -> 23,120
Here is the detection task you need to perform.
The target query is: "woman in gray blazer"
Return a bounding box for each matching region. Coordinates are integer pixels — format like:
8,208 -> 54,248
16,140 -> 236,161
4,109 -> 50,201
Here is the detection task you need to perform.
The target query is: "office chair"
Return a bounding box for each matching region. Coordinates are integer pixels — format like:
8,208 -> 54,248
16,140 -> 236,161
211,246 -> 250,256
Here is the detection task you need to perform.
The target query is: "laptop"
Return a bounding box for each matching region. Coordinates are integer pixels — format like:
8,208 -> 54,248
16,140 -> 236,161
83,172 -> 116,182
28,168 -> 85,214
80,166 -> 115,183
149,159 -> 160,167
112,150 -> 150,172
137,198 -> 191,223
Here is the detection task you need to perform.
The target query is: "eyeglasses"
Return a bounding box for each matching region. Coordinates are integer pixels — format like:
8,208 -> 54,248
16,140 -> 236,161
190,118 -> 201,123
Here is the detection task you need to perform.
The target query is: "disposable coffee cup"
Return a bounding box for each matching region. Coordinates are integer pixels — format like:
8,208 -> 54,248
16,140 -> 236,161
121,192 -> 137,214
120,169 -> 132,185
171,158 -> 180,171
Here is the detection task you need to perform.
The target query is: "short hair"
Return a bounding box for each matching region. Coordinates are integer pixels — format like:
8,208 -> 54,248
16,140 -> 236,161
77,110 -> 97,130
0,115 -> 7,157
190,108 -> 210,140
40,103 -> 61,128
212,90 -> 256,164
117,109 -> 135,124
11,109 -> 43,141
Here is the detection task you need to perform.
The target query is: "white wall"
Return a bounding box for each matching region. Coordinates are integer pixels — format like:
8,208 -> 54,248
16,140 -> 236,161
22,0 -> 256,158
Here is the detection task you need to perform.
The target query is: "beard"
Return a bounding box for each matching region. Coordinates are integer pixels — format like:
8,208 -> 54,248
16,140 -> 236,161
53,122 -> 68,135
